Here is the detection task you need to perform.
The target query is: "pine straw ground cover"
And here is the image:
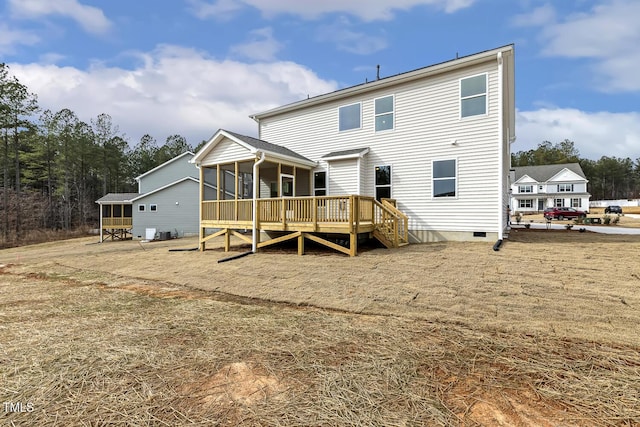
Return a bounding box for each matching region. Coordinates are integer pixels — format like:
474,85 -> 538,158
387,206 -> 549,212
1,229 -> 640,426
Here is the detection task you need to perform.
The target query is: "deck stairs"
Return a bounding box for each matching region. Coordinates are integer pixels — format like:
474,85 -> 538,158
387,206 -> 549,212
372,199 -> 409,249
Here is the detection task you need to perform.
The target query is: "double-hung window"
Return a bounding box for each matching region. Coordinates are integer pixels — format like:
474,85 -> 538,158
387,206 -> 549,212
519,199 -> 533,209
433,159 -> 456,198
460,74 -> 487,118
558,184 -> 573,192
374,95 -> 394,131
375,165 -> 391,201
314,171 -> 327,196
338,103 -> 361,131
518,185 -> 533,193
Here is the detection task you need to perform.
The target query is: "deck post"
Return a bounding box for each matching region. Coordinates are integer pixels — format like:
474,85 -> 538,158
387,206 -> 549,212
298,233 -> 304,255
234,161 -> 239,221
350,231 -> 357,257
216,165 -> 221,220
199,165 -> 205,251
99,205 -> 103,243
312,197 -> 317,231
224,229 -> 230,252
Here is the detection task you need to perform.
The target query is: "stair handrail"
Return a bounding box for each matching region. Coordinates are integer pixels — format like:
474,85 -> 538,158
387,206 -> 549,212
380,199 -> 409,244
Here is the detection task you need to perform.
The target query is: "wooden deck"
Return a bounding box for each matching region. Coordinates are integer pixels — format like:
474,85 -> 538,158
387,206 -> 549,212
101,217 -> 133,241
199,195 -> 408,256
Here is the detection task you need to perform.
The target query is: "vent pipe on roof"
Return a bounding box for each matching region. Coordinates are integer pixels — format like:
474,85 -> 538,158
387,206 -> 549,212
376,65 -> 380,80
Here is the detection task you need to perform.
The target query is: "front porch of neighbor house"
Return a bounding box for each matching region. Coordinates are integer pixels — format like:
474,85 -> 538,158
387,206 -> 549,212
192,130 -> 408,256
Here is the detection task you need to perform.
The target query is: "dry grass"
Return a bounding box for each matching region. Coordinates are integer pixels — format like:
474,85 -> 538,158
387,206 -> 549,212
1,227 -> 640,426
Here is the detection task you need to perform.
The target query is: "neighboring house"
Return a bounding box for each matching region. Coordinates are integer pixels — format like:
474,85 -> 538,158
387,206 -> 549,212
96,151 -> 220,241
510,163 -> 591,214
191,44 -> 516,255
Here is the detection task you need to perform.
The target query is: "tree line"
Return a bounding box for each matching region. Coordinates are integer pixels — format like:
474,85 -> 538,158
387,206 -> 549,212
511,140 -> 640,201
0,63 -> 203,246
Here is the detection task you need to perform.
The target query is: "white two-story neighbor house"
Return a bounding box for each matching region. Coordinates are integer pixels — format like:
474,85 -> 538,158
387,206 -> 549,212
192,45 -> 516,255
510,163 -> 590,214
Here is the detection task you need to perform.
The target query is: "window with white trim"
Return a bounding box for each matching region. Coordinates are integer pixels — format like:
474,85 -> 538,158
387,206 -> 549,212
374,95 -> 394,131
375,165 -> 391,201
558,184 -> 574,192
555,198 -> 563,207
518,185 -> 533,193
138,204 -> 146,212
519,199 -> 533,208
150,204 -> 157,212
460,74 -> 487,118
571,198 -> 581,208
314,171 -> 326,196
433,159 -> 456,198
338,103 -> 361,131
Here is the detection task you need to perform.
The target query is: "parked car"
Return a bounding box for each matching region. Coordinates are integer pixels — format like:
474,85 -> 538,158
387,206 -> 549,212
544,207 -> 587,220
604,205 -> 622,214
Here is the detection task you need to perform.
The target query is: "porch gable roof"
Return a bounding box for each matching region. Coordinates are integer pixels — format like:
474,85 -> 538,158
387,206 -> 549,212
192,129 -> 316,168
95,193 -> 140,204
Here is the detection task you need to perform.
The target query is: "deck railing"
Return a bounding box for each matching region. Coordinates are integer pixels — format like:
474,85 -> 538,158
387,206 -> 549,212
102,217 -> 133,228
201,195 -> 406,246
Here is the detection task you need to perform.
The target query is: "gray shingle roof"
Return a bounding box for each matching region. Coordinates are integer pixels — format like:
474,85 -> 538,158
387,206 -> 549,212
513,163 -> 586,182
223,130 -> 313,163
95,193 -> 140,204
322,147 -> 370,159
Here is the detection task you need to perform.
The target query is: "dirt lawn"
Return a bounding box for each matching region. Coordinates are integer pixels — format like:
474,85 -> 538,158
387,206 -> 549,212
1,226 -> 640,425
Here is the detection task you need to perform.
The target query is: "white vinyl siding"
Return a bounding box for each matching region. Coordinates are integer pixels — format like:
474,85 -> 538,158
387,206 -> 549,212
328,159 -> 358,194
201,137 -> 254,166
258,59 -> 502,236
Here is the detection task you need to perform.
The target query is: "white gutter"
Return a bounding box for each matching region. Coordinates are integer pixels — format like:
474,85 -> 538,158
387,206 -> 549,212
252,152 -> 267,252
497,51 -> 504,241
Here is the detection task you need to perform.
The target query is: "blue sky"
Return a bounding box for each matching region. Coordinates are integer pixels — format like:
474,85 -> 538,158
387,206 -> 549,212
1,0 -> 639,160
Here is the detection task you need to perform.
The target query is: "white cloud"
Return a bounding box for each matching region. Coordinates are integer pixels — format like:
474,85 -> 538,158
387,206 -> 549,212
188,0 -> 476,21
230,27 -> 284,61
8,45 -> 338,146
186,0 -> 243,20
511,3 -> 556,27
0,23 -> 40,55
516,108 -> 640,160
9,0 -> 112,35
528,0 -> 640,92
317,17 -> 388,55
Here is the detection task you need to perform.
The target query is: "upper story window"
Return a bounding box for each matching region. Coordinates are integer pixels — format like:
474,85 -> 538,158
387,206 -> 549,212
518,185 -> 533,193
314,171 -> 326,196
460,74 -> 487,118
338,102 -> 361,131
433,159 -> 457,198
150,204 -> 157,212
138,204 -> 146,212
374,95 -> 394,131
558,184 -> 574,192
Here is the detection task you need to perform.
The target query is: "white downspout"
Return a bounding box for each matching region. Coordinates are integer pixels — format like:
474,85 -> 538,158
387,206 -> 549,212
99,203 -> 103,243
252,152 -> 267,252
497,51 -> 504,241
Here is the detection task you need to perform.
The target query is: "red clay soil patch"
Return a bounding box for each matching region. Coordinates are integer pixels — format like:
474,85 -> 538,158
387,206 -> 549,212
181,362 -> 287,408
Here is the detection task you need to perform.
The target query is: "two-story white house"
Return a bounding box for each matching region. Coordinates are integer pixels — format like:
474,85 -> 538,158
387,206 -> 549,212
192,45 -> 516,255
510,163 -> 590,214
